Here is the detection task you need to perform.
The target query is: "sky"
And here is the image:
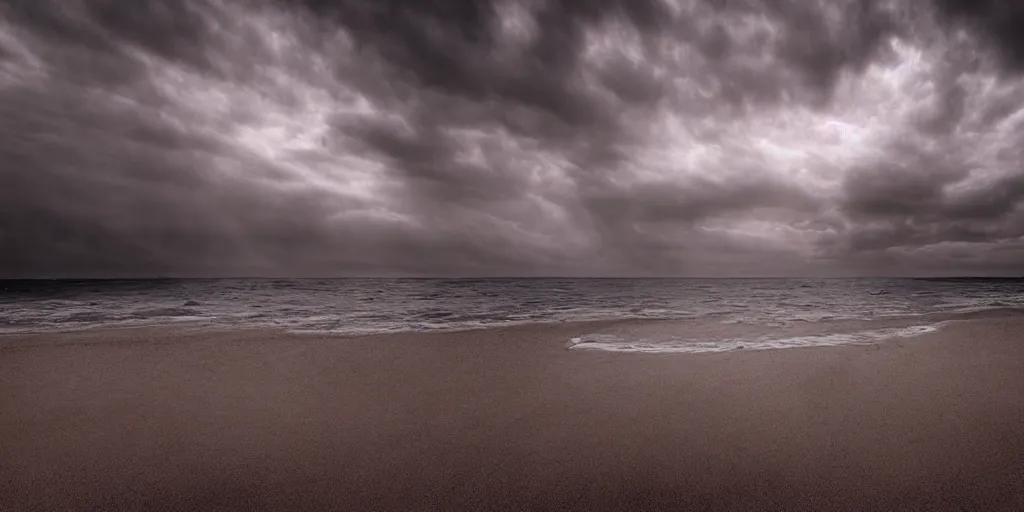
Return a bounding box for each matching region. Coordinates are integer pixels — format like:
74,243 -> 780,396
2,0 -> 1024,278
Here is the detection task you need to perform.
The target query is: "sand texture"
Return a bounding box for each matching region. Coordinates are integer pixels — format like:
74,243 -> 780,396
3,318 -> 1024,510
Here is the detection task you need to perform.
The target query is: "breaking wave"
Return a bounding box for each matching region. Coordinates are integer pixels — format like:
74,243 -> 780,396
567,323 -> 947,354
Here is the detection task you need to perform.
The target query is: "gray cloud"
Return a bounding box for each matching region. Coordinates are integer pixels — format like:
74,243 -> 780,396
2,0 -> 1024,277
933,0 -> 1024,71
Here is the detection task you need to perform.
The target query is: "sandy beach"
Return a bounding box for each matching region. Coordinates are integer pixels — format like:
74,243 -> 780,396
3,317 -> 1024,511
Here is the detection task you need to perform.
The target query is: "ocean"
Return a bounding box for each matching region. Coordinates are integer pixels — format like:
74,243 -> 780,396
2,278 -> 1022,352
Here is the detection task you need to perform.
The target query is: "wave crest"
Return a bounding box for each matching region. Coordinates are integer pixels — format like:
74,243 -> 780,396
567,324 -> 945,354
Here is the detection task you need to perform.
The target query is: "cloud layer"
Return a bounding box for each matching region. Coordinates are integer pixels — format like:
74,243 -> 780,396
2,0 -> 1024,277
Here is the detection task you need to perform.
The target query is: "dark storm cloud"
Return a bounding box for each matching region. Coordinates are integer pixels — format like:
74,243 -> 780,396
2,0 -> 1024,277
839,165 -> 1024,254
932,0 -> 1024,71
2,0 -> 217,88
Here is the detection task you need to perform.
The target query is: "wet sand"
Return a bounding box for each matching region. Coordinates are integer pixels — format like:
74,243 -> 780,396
3,317 -> 1024,510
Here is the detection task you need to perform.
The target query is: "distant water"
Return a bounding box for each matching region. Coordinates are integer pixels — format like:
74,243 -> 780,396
2,278 -> 1022,351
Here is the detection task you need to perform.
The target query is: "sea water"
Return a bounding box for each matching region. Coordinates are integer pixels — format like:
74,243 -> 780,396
2,277 -> 1022,351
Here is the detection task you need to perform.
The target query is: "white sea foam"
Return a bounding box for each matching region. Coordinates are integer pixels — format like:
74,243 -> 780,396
566,323 -> 947,354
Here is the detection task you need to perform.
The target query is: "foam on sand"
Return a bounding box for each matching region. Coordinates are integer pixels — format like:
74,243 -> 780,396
567,323 -> 946,354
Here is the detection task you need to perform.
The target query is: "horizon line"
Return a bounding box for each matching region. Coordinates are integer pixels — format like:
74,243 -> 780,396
2,275 -> 1023,281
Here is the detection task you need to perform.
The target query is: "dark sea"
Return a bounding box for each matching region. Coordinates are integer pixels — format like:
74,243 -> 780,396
2,278 -> 1022,352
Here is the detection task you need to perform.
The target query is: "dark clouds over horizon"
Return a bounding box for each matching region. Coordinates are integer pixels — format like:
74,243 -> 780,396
2,0 -> 1024,277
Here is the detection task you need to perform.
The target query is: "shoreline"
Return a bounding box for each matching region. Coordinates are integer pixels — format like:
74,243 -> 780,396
5,305 -> 1023,353
4,303 -> 1024,341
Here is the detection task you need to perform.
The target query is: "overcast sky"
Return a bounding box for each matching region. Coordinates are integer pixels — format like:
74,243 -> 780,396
2,0 -> 1023,277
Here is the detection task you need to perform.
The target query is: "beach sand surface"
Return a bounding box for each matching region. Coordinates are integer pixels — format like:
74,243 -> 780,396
3,318 -> 1024,510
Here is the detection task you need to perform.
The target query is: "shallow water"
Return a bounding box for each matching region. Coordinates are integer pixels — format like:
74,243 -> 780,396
568,321 -> 950,353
